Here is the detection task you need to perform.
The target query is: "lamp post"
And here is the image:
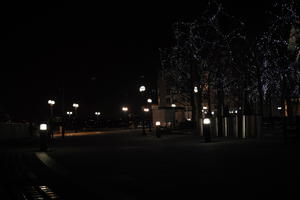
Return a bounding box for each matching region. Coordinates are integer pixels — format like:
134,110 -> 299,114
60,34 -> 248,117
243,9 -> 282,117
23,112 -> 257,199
66,111 -> 72,132
142,107 -> 150,135
66,111 -> 73,119
48,100 -> 55,117
139,85 -> 146,93
39,123 -> 48,151
95,112 -> 101,129
146,99 -> 153,132
122,106 -> 129,128
47,100 -> 55,139
171,104 -> 176,128
155,121 -> 161,138
73,103 -> 79,132
203,118 -> 211,143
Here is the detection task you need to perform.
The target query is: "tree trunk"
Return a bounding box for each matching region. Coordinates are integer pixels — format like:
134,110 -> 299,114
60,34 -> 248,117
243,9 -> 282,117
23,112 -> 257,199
217,88 -> 224,137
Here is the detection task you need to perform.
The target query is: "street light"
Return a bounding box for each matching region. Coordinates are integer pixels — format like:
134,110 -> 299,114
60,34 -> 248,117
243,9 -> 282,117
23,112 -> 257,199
72,103 -> 79,115
139,85 -> 146,92
95,112 -> 101,129
48,100 -> 55,116
47,100 -> 55,139
171,104 -> 176,108
203,118 -> 211,143
143,108 -> 150,112
122,106 -> 129,128
39,123 -> 48,151
66,111 -> 73,117
155,121 -> 161,138
194,86 -> 198,93
72,103 -> 79,132
147,98 -> 152,103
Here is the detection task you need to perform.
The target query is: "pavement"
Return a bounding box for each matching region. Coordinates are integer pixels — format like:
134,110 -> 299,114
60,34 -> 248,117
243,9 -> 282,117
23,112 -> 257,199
1,128 -> 299,199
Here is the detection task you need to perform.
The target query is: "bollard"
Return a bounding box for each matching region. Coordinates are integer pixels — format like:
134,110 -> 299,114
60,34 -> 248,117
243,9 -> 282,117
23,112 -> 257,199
203,118 -> 211,143
155,121 -> 161,138
39,124 -> 48,152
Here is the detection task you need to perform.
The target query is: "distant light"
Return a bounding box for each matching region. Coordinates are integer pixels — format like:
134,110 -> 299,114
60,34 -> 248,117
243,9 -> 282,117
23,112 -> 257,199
48,100 -> 55,105
211,111 -> 215,115
66,111 -> 73,115
203,118 -> 211,125
155,121 -> 161,126
40,124 -> 47,131
144,108 -> 150,112
73,103 -> 79,108
187,118 -> 191,121
122,107 -> 128,112
277,106 -> 282,110
147,98 -> 152,103
194,86 -> 198,93
171,104 -> 176,107
95,112 -> 101,116
139,86 -> 146,92
234,110 -> 238,114
203,106 -> 208,110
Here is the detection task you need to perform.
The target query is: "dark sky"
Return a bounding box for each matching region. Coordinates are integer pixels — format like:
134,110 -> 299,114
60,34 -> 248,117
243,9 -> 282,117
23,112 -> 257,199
0,0 -> 275,121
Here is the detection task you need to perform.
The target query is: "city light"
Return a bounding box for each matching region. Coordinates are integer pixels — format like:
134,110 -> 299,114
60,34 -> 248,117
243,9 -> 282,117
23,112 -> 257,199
95,112 -> 101,116
211,111 -> 215,115
171,104 -> 176,107
155,121 -> 161,126
144,108 -> 150,112
139,85 -> 146,92
66,111 -> 73,115
187,118 -> 191,121
203,106 -> 208,109
147,98 -> 152,103
122,107 -> 128,112
194,86 -> 198,93
277,106 -> 282,110
73,103 -> 79,108
48,100 -> 55,105
40,124 -> 47,131
203,118 -> 211,125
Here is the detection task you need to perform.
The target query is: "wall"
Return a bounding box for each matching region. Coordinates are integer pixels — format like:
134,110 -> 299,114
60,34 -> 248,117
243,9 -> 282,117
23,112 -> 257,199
0,123 -> 33,140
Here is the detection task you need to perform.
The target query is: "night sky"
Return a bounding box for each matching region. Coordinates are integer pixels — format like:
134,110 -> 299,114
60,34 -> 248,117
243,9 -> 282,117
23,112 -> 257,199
1,0 -> 275,121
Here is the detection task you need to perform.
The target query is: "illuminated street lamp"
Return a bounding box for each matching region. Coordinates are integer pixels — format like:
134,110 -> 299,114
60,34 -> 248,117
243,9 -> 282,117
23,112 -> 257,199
122,106 -> 129,128
95,112 -> 101,129
95,112 -> 101,116
72,103 -> 79,115
203,118 -> 211,143
72,103 -> 79,132
48,100 -> 55,116
66,111 -> 73,118
194,86 -> 198,93
155,121 -> 161,138
39,123 -> 48,151
139,85 -> 146,92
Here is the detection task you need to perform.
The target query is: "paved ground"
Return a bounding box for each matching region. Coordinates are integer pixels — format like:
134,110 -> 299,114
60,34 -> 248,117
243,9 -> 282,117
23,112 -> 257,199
1,129 -> 299,199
